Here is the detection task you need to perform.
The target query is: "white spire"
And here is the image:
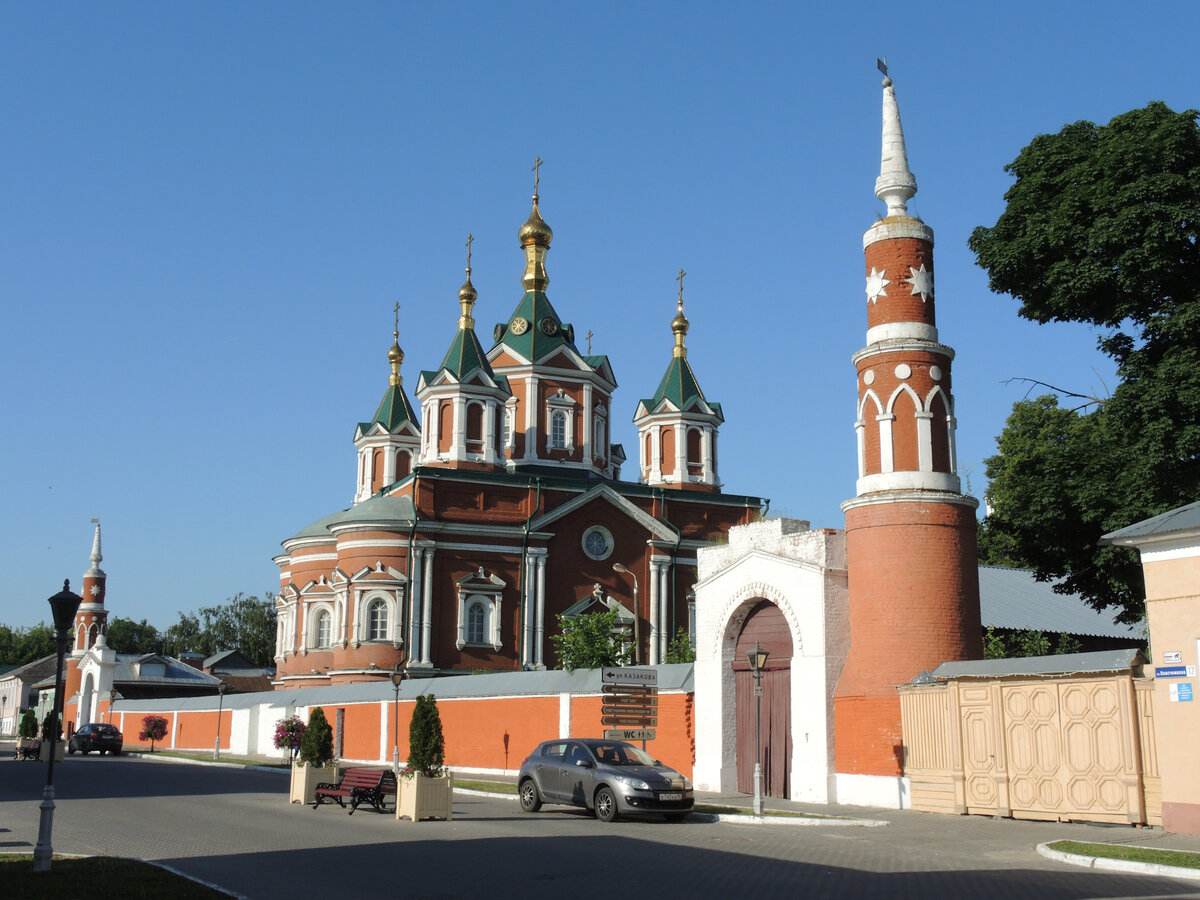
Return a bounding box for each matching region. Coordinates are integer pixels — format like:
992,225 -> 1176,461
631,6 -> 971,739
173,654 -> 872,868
86,518 -> 105,578
875,74 -> 917,217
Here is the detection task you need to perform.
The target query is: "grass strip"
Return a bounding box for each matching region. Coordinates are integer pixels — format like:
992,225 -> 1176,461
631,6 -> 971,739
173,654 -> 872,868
1048,840 -> 1200,870
456,778 -> 517,794
1,855 -> 230,898
146,750 -> 289,768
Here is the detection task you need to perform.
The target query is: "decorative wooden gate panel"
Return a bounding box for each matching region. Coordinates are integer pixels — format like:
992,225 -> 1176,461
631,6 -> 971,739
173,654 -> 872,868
902,674 -> 1156,825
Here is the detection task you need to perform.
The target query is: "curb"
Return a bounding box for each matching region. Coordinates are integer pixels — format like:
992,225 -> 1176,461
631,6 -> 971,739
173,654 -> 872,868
1037,842 -> 1200,882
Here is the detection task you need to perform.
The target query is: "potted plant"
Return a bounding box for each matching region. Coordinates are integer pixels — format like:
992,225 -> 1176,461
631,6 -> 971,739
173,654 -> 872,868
289,707 -> 338,804
18,709 -> 40,759
396,694 -> 453,821
274,714 -> 307,761
39,711 -> 65,762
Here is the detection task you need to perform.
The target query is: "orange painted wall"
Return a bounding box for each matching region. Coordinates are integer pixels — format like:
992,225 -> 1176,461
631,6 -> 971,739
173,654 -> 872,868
570,694 -> 694,777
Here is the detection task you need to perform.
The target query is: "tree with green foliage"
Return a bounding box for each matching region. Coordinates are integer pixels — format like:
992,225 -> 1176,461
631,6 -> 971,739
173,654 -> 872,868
407,694 -> 445,777
663,627 -> 696,664
298,707 -> 334,767
18,708 -> 38,739
969,101 -> 1200,624
105,617 -> 164,655
983,626 -> 1092,660
41,711 -> 61,743
550,609 -> 631,672
160,592 -> 277,666
0,623 -> 56,666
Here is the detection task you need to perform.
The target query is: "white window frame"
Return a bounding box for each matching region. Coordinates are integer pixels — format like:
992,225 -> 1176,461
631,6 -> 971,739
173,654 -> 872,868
307,602 -> 336,650
456,589 -> 503,651
544,390 -> 576,453
581,525 -> 614,561
356,590 -> 401,646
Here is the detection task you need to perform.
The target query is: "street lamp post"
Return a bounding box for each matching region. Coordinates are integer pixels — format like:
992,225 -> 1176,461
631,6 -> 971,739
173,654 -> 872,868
390,664 -> 406,774
107,690 -> 122,725
746,642 -> 770,817
611,563 -> 640,665
33,579 -> 82,873
213,681 -> 229,761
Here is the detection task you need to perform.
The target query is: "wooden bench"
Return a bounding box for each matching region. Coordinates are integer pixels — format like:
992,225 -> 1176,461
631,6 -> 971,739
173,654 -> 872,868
14,738 -> 41,760
313,767 -> 397,815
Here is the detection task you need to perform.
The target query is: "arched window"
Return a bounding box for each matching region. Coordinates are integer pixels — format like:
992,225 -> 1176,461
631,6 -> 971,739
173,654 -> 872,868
315,610 -> 331,649
466,601 -> 486,644
368,599 -> 389,641
686,427 -> 702,475
396,449 -> 410,479
660,426 -> 676,475
466,402 -> 483,452
551,409 -> 568,449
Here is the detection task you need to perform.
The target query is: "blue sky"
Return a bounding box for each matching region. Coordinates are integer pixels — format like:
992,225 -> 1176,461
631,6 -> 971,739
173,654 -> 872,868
2,2 -> 1195,629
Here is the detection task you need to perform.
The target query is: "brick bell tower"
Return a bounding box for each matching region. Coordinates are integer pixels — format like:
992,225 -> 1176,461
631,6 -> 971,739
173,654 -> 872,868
65,519 -> 110,709
834,66 -> 982,785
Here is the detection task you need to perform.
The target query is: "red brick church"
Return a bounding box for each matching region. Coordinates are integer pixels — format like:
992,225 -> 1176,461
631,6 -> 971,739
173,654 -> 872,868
272,173 -> 764,686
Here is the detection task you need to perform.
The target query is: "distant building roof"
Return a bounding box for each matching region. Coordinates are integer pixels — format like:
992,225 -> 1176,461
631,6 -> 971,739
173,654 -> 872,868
1101,500 -> 1200,545
111,654 -> 223,689
0,655 -> 57,684
978,566 -> 1143,639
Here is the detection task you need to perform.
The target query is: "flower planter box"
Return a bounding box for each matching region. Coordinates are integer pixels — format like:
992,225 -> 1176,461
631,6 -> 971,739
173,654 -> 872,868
396,772 -> 453,821
290,761 -> 341,804
39,741 -> 65,763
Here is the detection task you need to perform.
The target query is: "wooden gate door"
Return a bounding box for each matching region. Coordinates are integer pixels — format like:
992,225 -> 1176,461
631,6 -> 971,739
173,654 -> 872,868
733,601 -> 792,797
959,683 -> 1003,815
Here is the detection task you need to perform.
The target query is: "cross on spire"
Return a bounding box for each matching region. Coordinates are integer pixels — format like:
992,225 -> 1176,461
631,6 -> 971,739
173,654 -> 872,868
531,156 -> 543,198
465,233 -> 473,270
393,301 -> 400,338
586,329 -> 594,355
676,268 -> 687,310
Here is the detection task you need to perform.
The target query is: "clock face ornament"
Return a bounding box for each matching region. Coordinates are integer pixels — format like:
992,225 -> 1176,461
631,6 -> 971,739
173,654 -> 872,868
510,317 -> 529,335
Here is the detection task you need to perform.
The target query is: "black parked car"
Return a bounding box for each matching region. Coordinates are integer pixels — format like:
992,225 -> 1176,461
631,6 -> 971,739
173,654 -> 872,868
68,723 -> 123,755
518,738 -> 693,822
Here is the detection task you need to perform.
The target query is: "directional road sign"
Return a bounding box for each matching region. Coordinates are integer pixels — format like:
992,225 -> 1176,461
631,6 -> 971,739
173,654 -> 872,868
601,667 -> 658,686
604,729 -> 656,741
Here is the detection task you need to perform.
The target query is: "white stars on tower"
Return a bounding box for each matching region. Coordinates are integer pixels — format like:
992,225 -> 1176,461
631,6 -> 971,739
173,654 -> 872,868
865,267 -> 891,304
89,584 -> 101,597
906,264 -> 933,301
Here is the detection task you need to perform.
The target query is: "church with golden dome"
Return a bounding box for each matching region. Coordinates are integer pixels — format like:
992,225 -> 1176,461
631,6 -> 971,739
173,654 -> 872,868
272,165 -> 764,686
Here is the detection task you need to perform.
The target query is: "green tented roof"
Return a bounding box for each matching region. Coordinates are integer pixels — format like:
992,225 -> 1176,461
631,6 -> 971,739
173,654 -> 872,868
649,356 -> 707,409
439,327 -> 495,381
496,291 -> 576,361
356,383 -> 418,435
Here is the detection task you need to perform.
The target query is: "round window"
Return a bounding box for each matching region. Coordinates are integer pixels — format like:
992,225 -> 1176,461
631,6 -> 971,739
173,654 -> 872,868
581,525 -> 613,561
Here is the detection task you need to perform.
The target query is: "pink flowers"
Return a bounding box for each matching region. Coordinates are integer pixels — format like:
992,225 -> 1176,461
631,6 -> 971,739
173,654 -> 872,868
274,715 -> 307,758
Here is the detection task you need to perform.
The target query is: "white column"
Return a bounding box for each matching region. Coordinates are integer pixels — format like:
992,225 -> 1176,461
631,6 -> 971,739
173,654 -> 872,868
535,553 -> 547,668
522,555 -> 536,667
482,400 -> 495,464
915,411 -> 934,471
877,413 -> 896,473
408,548 -> 423,654
659,564 -> 670,660
648,560 -> 661,665
854,419 -> 866,478
421,548 -> 434,665
650,425 -> 662,482
675,424 -> 687,483
947,411 -> 959,474
452,397 -> 466,461
702,428 -> 714,484
582,383 -> 593,462
524,376 -> 538,460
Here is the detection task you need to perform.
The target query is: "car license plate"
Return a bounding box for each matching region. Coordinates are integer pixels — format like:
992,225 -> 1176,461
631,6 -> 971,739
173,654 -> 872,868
659,792 -> 683,801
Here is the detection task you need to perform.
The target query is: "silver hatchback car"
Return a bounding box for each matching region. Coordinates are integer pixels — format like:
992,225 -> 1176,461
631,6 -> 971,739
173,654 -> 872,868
518,738 -> 694,822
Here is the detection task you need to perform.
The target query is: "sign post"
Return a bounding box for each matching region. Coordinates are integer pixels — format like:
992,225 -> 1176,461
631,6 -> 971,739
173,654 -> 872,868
600,668 -> 658,750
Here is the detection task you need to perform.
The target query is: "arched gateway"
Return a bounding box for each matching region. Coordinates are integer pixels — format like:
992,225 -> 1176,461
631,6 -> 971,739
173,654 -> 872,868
692,519 -> 848,804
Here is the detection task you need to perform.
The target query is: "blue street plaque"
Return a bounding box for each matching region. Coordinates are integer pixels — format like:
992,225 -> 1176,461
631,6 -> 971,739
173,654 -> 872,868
1156,666 -> 1188,678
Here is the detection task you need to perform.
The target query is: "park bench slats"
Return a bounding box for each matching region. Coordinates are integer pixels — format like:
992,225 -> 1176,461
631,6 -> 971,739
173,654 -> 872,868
313,767 -> 396,815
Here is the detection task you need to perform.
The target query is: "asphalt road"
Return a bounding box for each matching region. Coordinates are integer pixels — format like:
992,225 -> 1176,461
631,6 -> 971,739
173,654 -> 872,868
2,754 -> 1198,899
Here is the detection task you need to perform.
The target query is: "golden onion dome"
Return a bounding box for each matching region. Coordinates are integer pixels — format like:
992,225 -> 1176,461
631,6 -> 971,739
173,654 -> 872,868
518,199 -> 553,246
388,340 -> 404,365
458,274 -> 477,304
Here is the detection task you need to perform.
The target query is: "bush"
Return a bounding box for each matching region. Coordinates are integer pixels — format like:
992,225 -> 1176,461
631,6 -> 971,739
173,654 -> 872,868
18,708 -> 37,740
664,628 -> 696,663
139,715 -> 168,751
406,695 -> 444,777
273,715 -> 307,759
41,711 -> 61,743
298,707 -> 334,767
